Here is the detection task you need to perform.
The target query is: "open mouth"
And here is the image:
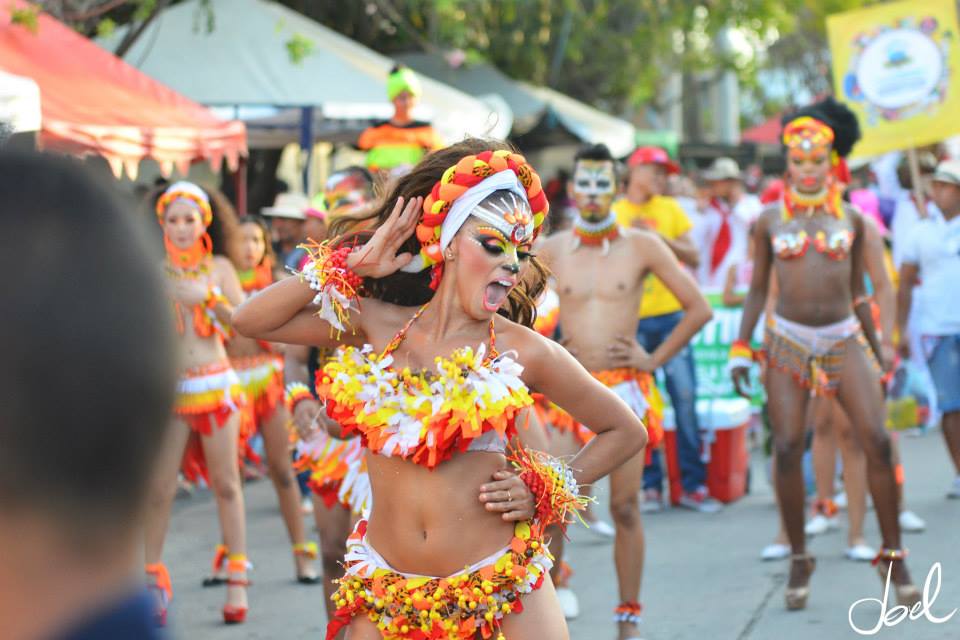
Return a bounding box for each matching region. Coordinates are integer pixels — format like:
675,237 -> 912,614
483,279 -> 515,311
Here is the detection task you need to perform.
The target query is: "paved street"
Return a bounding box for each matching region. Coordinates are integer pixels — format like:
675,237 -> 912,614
163,431 -> 960,639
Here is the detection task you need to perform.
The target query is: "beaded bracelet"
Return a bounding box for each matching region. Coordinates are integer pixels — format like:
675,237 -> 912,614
509,446 -> 592,530
727,339 -> 755,373
297,240 -> 363,334
872,547 -> 908,566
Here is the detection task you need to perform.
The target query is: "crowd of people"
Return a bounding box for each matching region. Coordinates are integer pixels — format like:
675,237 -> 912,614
2,65 -> 959,640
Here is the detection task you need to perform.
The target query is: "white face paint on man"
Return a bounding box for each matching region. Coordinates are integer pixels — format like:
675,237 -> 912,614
572,160 -> 617,222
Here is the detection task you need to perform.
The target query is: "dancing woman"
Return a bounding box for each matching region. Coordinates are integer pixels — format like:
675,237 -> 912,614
234,139 -> 647,639
146,182 -> 250,624
730,99 -> 919,610
224,215 -> 319,584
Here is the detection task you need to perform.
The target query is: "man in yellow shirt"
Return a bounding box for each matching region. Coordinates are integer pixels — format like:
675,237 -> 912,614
613,147 -> 719,513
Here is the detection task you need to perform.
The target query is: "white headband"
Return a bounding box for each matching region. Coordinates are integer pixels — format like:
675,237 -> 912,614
401,171 -> 533,273
163,180 -> 210,204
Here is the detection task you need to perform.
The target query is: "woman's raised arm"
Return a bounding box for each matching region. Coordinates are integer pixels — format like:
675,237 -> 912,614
233,195 -> 423,348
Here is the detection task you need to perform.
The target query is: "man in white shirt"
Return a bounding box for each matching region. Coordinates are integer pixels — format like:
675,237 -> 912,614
699,157 -> 762,290
897,160 -> 960,498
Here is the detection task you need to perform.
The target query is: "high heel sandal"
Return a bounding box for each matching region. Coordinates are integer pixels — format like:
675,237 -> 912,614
145,562 -> 172,627
873,548 -> 921,607
293,542 -> 321,585
785,554 -> 816,611
202,543 -> 229,587
222,554 -> 251,625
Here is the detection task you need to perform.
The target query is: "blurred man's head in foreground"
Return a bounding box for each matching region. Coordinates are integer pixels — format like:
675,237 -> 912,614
0,151 -> 176,639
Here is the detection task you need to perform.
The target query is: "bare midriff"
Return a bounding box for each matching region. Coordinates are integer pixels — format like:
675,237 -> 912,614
170,271 -> 231,372
364,451 -> 515,577
551,239 -> 644,372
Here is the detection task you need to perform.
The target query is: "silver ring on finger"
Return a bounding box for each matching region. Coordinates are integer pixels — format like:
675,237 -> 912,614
506,490 -> 511,503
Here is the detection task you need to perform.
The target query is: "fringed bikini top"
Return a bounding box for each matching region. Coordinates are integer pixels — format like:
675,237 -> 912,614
316,304 -> 533,469
771,221 -> 855,262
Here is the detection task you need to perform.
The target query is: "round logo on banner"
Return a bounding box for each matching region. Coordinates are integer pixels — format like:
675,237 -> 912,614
843,17 -> 951,123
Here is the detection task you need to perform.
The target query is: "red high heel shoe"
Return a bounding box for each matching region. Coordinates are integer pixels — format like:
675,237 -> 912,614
222,554 -> 251,625
145,562 -> 172,627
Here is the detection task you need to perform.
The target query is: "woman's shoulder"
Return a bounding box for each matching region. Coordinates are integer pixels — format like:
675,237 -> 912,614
356,298 -> 421,343
494,316 -> 552,360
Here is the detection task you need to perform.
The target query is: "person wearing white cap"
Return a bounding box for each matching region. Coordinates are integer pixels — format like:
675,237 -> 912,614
700,157 -> 762,289
261,192 -> 309,271
897,159 -> 960,500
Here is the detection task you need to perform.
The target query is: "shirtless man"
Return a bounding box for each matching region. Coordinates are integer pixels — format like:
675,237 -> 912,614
539,144 -> 712,639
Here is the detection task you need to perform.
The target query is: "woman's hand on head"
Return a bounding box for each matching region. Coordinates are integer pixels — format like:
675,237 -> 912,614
347,196 -> 423,278
479,469 -> 535,522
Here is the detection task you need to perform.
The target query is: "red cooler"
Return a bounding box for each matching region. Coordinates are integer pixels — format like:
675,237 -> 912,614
660,398 -> 751,505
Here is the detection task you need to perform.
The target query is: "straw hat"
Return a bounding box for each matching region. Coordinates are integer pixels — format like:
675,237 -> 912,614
261,192 -> 308,220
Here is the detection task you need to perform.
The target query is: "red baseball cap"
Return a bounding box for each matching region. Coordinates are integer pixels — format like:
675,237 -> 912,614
627,146 -> 680,174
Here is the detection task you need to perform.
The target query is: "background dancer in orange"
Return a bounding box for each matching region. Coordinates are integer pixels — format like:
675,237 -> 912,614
225,214 -> 319,584
146,182 -> 250,625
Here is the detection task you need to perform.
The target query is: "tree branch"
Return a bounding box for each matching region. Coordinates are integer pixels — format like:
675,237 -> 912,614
114,0 -> 171,58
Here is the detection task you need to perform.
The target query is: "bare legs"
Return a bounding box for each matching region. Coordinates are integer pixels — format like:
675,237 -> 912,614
810,398 -> 869,547
836,345 -> 912,586
144,414 -> 247,613
763,368 -> 813,592
609,449 -> 645,640
260,405 -> 316,580
200,414 -> 248,610
144,420 -> 193,569
315,498 -> 353,632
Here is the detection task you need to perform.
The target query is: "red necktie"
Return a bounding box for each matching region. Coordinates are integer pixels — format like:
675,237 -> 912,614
710,198 -> 731,274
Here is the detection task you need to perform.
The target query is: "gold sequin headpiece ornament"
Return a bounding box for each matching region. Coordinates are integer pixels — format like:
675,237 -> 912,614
400,149 -> 549,289
782,116 -> 851,184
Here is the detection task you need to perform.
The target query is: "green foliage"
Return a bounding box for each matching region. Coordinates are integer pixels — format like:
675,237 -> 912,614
96,16 -> 117,38
285,33 -> 315,64
295,0 -> 809,117
10,6 -> 39,33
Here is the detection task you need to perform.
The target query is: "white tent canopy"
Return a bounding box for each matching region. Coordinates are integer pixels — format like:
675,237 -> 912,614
519,83 -> 636,158
0,70 -> 40,133
99,0 -> 510,146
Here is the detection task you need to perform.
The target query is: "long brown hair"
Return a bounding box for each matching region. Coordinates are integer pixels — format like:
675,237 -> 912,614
329,138 -> 548,327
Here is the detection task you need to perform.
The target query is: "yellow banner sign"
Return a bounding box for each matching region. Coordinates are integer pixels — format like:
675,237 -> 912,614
827,0 -> 960,158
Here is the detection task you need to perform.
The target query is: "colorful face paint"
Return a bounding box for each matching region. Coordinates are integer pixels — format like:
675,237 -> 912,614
783,116 -> 836,193
472,226 -> 534,265
572,160 -> 616,221
470,191 -> 535,246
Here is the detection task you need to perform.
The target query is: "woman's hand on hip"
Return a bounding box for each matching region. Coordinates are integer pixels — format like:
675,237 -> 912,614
479,469 -> 535,522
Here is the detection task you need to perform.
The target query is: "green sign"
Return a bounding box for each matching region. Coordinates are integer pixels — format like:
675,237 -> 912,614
689,293 -> 764,406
